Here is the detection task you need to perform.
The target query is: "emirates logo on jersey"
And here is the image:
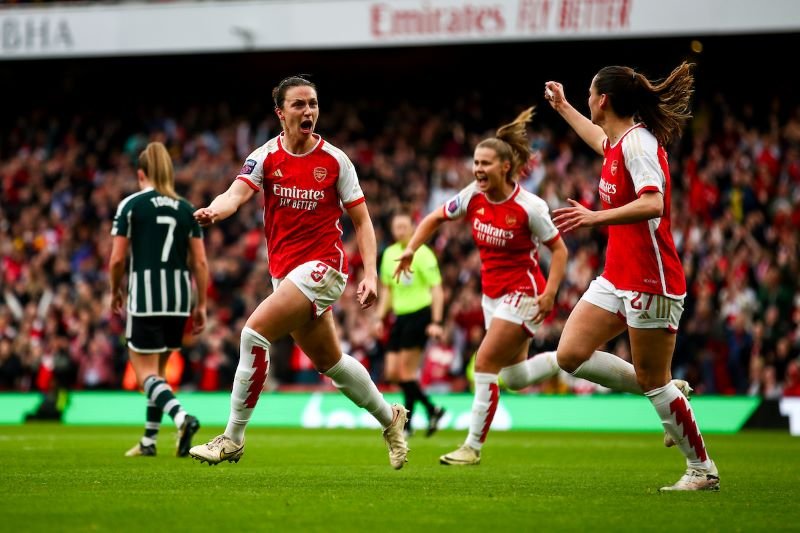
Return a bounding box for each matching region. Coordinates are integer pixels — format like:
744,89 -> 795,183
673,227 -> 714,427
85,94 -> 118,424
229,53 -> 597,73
313,167 -> 328,182
610,160 -> 619,176
505,214 -> 517,226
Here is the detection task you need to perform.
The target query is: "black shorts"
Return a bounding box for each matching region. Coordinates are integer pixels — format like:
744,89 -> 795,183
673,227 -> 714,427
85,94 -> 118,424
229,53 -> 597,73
386,306 -> 432,352
126,315 -> 187,353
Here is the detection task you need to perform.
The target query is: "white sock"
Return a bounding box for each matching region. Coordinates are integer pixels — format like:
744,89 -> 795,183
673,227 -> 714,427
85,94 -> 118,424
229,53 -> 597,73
645,382 -> 711,469
174,411 -> 186,429
225,327 -> 271,444
140,436 -> 155,447
465,372 -> 499,451
325,353 -> 393,427
570,351 -> 641,394
500,351 -> 559,390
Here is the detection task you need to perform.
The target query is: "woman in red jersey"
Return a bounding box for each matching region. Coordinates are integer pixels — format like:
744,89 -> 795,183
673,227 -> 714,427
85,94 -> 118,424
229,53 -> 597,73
188,76 -> 408,469
545,63 -> 719,491
395,108 -> 568,465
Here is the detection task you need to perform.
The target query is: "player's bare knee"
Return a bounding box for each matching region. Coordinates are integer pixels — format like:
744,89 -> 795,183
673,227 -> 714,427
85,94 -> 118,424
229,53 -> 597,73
556,349 -> 586,373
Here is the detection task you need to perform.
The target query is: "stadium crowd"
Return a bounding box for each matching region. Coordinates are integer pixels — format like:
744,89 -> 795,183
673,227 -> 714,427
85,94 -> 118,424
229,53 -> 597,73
1,87 -> 799,399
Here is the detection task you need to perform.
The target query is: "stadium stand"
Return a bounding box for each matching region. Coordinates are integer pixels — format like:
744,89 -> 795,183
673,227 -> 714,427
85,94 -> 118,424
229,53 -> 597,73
0,35 -> 798,399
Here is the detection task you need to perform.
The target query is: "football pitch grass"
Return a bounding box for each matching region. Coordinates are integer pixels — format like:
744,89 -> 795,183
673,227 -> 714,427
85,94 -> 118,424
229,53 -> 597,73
1,426 -> 797,532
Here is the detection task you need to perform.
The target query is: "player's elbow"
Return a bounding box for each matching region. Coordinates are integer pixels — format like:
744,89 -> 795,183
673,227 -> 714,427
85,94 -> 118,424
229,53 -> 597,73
642,194 -> 664,218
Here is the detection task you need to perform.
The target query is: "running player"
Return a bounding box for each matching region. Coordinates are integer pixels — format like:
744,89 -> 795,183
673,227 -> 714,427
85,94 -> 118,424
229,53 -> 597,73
545,62 -> 719,491
395,108 -> 569,465
189,76 -> 408,469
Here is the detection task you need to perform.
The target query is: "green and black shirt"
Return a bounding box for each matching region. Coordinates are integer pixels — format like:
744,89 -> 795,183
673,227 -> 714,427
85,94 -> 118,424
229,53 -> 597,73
112,187 -> 202,317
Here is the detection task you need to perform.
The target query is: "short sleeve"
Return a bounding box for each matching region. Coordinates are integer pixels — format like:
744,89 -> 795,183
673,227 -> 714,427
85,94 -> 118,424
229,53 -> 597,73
236,145 -> 268,191
336,153 -> 365,209
623,129 -> 665,196
416,245 -> 442,286
525,195 -> 560,244
183,200 -> 203,239
111,199 -> 133,237
442,183 -> 478,220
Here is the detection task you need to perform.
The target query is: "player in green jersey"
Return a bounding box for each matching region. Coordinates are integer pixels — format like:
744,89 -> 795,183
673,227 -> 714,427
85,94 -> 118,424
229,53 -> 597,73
109,141 -> 208,458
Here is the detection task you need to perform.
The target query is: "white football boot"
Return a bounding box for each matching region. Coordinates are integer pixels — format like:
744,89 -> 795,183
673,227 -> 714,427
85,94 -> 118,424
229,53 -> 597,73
440,444 -> 481,466
659,461 -> 720,491
383,404 -> 409,470
189,434 -> 244,465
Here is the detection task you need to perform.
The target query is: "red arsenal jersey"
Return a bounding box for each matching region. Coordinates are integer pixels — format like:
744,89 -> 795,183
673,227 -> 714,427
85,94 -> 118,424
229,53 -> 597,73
236,133 -> 364,279
599,125 -> 686,297
443,183 -> 560,298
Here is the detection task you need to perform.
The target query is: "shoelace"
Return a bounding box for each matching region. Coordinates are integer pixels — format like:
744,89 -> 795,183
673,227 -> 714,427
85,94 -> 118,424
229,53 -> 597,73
208,435 -> 226,449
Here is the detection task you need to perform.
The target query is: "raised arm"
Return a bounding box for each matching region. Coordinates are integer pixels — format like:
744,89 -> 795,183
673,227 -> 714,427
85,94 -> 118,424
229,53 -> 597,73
347,201 -> 379,309
194,179 -> 255,227
545,81 -> 606,156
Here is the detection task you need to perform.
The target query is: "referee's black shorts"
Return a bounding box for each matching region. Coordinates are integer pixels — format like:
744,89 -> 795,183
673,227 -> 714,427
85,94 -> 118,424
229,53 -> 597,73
126,315 -> 188,354
386,306 -> 432,352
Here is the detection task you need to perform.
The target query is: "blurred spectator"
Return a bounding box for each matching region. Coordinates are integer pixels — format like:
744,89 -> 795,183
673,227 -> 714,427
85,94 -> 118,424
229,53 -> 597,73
1,86 -> 798,397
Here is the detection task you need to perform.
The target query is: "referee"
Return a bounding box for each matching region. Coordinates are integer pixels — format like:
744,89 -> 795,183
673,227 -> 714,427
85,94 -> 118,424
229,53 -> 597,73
377,212 -> 445,437
109,141 -> 207,458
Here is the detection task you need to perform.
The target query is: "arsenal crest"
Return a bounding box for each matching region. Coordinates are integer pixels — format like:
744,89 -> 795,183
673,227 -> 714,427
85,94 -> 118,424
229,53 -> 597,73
505,214 -> 517,226
610,160 -> 619,176
313,167 -> 328,182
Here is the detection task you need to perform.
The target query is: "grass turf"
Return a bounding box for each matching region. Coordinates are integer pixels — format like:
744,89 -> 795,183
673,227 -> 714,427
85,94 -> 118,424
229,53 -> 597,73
1,425 -> 797,532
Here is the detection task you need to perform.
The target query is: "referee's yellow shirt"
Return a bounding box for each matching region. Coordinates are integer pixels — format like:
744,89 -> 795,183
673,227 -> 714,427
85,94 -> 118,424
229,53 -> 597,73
379,243 -> 442,316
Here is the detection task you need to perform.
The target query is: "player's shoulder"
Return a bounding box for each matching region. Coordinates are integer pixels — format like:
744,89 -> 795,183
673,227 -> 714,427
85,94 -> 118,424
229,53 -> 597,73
177,196 -> 196,213
383,241 -> 404,256
513,187 -> 550,214
621,125 -> 659,157
250,136 -> 281,161
319,138 -> 353,166
416,243 -> 437,260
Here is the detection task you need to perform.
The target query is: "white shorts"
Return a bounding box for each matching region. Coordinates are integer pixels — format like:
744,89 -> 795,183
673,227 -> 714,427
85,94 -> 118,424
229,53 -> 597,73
581,276 -> 684,332
482,292 -> 540,337
272,261 -> 348,318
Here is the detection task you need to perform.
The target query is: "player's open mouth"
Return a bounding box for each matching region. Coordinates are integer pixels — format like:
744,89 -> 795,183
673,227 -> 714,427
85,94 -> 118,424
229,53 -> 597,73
475,175 -> 488,185
300,120 -> 314,133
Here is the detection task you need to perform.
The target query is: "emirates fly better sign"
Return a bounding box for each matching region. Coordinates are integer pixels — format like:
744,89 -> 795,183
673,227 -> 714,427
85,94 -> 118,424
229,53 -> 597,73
1,0 -> 799,59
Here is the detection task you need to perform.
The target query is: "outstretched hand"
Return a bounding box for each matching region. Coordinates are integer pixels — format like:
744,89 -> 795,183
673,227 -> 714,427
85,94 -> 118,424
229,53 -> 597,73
552,199 -> 599,233
193,207 -> 218,227
393,248 -> 415,283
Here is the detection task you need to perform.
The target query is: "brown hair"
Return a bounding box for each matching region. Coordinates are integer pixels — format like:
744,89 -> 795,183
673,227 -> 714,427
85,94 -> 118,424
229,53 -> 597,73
477,107 -> 535,181
593,62 -> 694,146
272,75 -> 316,109
138,142 -> 177,199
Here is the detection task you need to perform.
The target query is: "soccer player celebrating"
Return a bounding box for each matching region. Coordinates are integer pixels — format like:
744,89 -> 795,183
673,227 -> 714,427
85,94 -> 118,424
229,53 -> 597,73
395,108 -> 568,465
189,76 -> 408,469
544,63 -> 720,491
109,141 -> 207,457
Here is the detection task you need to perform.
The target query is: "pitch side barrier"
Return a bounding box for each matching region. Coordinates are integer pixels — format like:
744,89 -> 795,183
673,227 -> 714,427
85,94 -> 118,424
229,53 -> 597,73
0,392 -> 772,433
